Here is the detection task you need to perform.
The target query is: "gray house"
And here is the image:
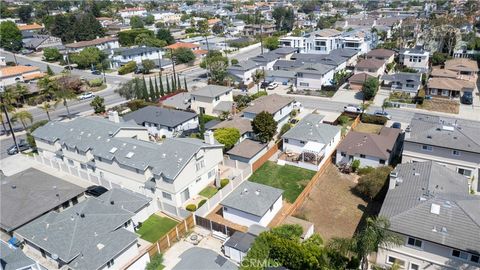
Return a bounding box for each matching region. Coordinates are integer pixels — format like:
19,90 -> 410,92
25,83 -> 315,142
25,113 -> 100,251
381,72 -> 422,96
123,106 -> 198,138
1,240 -> 40,270
402,113 -> 480,192
0,168 -> 85,234
376,161 -> 480,270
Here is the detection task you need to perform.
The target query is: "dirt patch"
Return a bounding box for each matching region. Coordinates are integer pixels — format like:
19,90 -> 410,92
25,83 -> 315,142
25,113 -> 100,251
419,98 -> 459,114
294,165 -> 380,241
353,122 -> 383,134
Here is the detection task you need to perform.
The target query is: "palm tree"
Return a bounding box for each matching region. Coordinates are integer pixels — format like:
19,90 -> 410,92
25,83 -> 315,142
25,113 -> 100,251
38,102 -> 55,121
11,111 -> 33,130
14,83 -> 29,105
53,85 -> 76,118
252,69 -> 265,92
38,76 -> 57,101
0,113 -> 7,135
329,216 -> 402,270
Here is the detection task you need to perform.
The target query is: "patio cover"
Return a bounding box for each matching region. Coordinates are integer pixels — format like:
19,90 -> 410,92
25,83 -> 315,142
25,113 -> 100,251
302,141 -> 324,154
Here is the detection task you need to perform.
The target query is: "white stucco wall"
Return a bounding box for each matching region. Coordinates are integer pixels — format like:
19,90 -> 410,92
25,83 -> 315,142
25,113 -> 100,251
335,152 -> 388,168
222,195 -> 283,227
143,117 -> 199,138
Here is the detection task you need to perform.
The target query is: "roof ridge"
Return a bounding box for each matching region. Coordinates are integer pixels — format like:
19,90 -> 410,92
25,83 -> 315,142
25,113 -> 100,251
455,199 -> 480,228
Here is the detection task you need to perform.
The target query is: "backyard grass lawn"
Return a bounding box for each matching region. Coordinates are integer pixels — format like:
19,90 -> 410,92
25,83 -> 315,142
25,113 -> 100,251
353,122 -> 383,134
249,161 -> 316,203
199,185 -> 218,198
137,215 -> 178,243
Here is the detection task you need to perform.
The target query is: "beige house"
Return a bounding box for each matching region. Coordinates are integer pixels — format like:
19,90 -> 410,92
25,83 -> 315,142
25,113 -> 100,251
426,77 -> 475,99
0,65 -> 44,86
190,85 -> 233,116
365,48 -> 395,64
354,59 -> 386,77
444,58 -> 479,81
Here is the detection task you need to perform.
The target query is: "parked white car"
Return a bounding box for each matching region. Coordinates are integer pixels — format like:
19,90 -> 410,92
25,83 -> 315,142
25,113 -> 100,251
78,92 -> 95,100
343,104 -> 361,113
267,82 -> 279,90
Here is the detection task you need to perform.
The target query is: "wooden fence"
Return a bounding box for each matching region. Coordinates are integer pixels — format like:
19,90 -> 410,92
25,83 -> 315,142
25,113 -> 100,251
252,140 -> 282,172
195,215 -> 242,236
146,214 -> 195,258
350,115 -> 361,130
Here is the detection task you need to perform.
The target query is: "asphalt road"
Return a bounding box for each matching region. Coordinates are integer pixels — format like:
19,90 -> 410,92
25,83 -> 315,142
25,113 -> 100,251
0,134 -> 26,159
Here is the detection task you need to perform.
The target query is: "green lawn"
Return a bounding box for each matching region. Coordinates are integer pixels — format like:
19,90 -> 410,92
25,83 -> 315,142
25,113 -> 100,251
137,215 -> 178,243
199,185 -> 218,198
249,161 -> 316,203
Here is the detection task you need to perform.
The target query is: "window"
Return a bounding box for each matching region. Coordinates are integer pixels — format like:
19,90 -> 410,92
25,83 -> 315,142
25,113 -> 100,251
471,254 -> 479,264
421,145 -> 432,151
407,237 -> 423,248
208,169 -> 215,178
62,201 -> 70,209
360,154 -> 366,158
457,168 -> 472,177
379,159 -> 386,164
284,138 -> 289,143
297,73 -> 303,78
80,164 -> 87,170
215,96 -> 220,101
162,192 -> 172,200
452,250 -> 468,260
300,140 -> 306,144
68,159 -> 74,166
340,152 -> 346,157
409,263 -> 419,270
387,256 -> 405,267
106,259 -> 114,268
299,82 -> 309,87
452,150 -> 460,156
196,159 -> 205,171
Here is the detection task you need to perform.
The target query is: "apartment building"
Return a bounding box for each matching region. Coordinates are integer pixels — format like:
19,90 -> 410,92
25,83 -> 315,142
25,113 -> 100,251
32,116 -> 224,209
402,113 -> 480,192
377,161 -> 480,270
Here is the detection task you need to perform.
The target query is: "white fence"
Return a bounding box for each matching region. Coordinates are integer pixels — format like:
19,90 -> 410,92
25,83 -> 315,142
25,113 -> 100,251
30,154 -> 191,219
195,160 -> 252,217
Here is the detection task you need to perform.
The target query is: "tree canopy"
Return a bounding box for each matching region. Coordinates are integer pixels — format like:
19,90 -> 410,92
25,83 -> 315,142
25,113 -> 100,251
252,111 -> 277,143
361,77 -> 379,101
46,12 -> 104,43
0,21 -> 22,51
156,28 -> 175,45
214,128 -> 240,151
272,7 -> 295,32
264,36 -> 279,50
130,16 -> 144,29
173,47 -> 196,64
70,47 -> 106,69
119,29 -> 154,46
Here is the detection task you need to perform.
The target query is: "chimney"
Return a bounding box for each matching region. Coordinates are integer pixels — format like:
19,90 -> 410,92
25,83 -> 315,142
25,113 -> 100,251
108,111 -> 120,123
204,130 -> 215,145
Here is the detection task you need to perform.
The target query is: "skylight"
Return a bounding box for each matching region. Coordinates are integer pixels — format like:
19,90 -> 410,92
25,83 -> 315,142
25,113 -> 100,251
109,147 -> 118,154
126,152 -> 135,158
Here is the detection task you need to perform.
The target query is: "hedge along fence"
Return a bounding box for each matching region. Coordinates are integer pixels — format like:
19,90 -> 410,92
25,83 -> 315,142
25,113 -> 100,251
146,214 -> 195,257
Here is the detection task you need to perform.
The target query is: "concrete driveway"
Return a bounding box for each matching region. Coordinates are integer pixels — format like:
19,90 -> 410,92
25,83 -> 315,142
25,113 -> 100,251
332,85 -> 363,104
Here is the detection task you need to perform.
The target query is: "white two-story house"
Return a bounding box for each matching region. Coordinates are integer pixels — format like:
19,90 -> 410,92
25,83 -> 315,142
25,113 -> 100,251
32,115 -> 224,213
377,161 -> 480,270
402,113 -> 480,193
296,63 -> 335,89
108,46 -> 164,69
242,94 -> 294,130
226,60 -> 260,85
399,46 -> 430,72
190,85 -> 234,117
65,37 -> 120,53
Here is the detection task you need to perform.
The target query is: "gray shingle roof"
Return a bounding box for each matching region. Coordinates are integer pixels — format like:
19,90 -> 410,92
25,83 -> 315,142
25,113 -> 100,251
221,181 -> 283,217
1,241 -> 36,270
211,115 -> 253,135
191,85 -> 232,98
161,92 -> 191,110
114,46 -> 160,57
381,72 -> 422,85
227,139 -> 267,159
273,59 -> 303,70
213,101 -> 234,112
97,188 -> 151,213
15,197 -> 138,270
291,53 -> 346,67
1,168 -> 85,232
380,161 -> 480,253
406,113 -> 480,153
250,52 -> 281,63
122,106 -> 197,128
266,69 -> 296,79
172,247 -> 237,270
330,48 -> 359,59
227,60 -> 259,72
243,94 -> 294,115
223,232 -> 256,253
296,63 -> 334,75
282,114 -> 341,144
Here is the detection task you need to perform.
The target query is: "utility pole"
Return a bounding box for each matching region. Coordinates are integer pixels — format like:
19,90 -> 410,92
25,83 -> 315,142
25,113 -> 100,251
169,48 -> 177,84
0,87 -> 19,153
157,50 -> 163,76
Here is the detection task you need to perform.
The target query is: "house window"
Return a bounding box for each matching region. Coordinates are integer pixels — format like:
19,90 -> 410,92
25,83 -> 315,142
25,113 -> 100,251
471,255 -> 479,264
409,263 -> 419,270
208,169 -> 215,178
387,256 -> 405,267
196,159 -> 205,171
457,168 -> 472,177
340,152 -> 346,157
421,145 -> 432,151
284,139 -> 289,143
80,164 -> 87,170
360,154 -> 366,158
68,159 -> 74,166
215,96 -> 220,101
300,141 -> 306,144
407,237 -> 423,248
379,159 -> 386,164
297,73 -> 303,78
452,249 -> 468,260
452,150 -> 460,156
162,192 -> 172,200
299,82 -> 309,87
195,177 -> 201,183
106,259 -> 114,268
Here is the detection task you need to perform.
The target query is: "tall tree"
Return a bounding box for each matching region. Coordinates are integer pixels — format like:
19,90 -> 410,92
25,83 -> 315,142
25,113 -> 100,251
54,77 -> 77,118
159,75 -> 165,96
149,77 -> 156,102
170,75 -> 176,91
18,5 -> 33,23
142,77 -> 149,101
329,217 -> 402,270
130,16 -> 144,29
0,21 -> 22,51
252,69 -> 265,92
156,28 -> 175,45
184,77 -> 188,91
166,75 -> 171,93
154,76 -> 160,99
134,78 -> 142,99
12,111 -> 33,130
115,79 -> 136,100
90,96 -> 105,114
272,7 -> 295,32
252,111 -> 277,143
38,102 -> 54,121
46,65 -> 55,76
177,75 -> 181,91
70,47 -> 106,69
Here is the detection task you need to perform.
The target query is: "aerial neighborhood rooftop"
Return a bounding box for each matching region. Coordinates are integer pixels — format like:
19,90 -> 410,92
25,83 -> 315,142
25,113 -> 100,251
1,1 -> 479,269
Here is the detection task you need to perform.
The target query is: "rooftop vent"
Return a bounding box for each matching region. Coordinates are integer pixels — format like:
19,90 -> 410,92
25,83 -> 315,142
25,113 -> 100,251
441,227 -> 448,233
430,203 -> 440,215
110,200 -> 114,205
427,135 -> 432,139
442,125 -> 454,131
162,153 -> 166,158
97,243 -> 104,250
255,189 -> 260,195
413,172 -> 420,176
80,213 -> 85,218
109,147 -> 118,154
126,152 -> 135,158
11,185 -> 16,189
390,171 -> 398,178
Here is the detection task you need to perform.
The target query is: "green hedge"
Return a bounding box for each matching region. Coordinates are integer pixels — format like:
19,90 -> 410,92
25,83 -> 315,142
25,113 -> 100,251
88,78 -> 103,87
118,61 -> 137,75
186,204 -> 197,212
361,114 -> 387,125
220,178 -> 229,189
198,199 -> 207,208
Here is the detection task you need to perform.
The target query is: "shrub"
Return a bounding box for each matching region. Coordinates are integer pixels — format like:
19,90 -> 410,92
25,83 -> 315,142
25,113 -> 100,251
357,166 -> 375,175
146,253 -> 164,270
126,99 -> 150,111
355,166 -> 392,200
337,115 -> 350,125
231,58 -> 239,65
118,61 -> 137,75
251,91 -> 267,100
220,178 -> 229,189
280,123 -> 292,136
290,109 -> 297,117
198,199 -> 207,208
186,204 -> 197,212
351,159 -> 360,172
88,78 -> 103,87
361,114 -> 387,125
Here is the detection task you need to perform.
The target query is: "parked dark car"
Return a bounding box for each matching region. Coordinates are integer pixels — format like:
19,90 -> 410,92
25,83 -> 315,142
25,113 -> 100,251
461,92 -> 473,105
260,81 -> 270,89
91,69 -> 101,75
391,122 -> 402,129
85,185 -> 108,197
64,65 -> 74,70
6,139 -> 30,155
